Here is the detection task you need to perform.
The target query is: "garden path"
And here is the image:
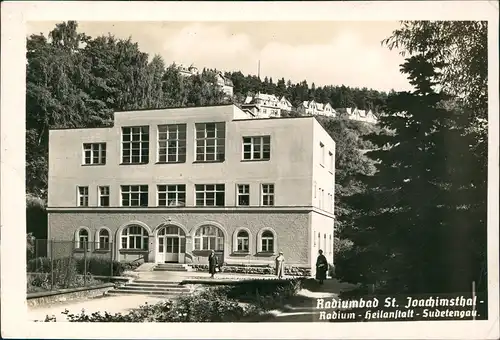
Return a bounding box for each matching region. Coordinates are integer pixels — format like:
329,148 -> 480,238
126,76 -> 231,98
27,295 -> 165,322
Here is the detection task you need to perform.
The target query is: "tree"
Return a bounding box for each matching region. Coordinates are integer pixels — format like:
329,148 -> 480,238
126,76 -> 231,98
383,21 -> 487,125
25,21 -> 228,199
26,22 -> 93,197
337,45 -> 487,297
382,20 -> 488,294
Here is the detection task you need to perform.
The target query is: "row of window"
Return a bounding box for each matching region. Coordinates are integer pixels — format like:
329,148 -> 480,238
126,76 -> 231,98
77,183 -> 275,207
83,123 -> 272,166
314,184 -> 334,212
75,225 -> 277,253
319,142 -> 334,173
315,232 -> 334,256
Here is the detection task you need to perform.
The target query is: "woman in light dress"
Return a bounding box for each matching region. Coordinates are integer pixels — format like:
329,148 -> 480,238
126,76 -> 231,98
275,251 -> 285,279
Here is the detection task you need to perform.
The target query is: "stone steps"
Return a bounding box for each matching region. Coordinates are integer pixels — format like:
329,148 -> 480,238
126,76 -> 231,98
153,263 -> 192,272
115,286 -> 190,293
108,279 -> 191,297
107,290 -> 180,298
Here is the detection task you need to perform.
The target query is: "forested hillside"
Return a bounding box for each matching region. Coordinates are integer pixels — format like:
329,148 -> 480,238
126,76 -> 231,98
227,71 -> 389,113
26,21 -> 382,199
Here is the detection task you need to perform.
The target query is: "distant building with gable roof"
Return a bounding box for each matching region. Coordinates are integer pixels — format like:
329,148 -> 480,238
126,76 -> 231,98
215,72 -> 234,98
345,107 -> 378,124
177,64 -> 199,77
298,100 -> 336,117
241,92 -> 293,118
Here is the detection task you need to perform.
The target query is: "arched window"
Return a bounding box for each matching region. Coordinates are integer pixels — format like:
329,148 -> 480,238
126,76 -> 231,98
261,230 -> 274,253
121,225 -> 149,250
236,230 -> 249,252
98,229 -> 110,250
76,228 -> 89,250
194,225 -> 224,251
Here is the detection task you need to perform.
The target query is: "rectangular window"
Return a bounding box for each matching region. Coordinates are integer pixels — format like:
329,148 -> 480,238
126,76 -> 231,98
158,124 -> 187,163
237,184 -> 250,206
261,236 -> 274,253
242,136 -> 271,161
320,142 -> 325,165
157,185 -> 186,207
237,236 -> 249,252
195,184 -> 225,207
195,122 -> 225,162
98,186 -> 110,207
329,151 -> 334,172
261,184 -> 275,206
121,126 -> 149,164
121,185 -> 148,207
83,143 -> 106,165
77,186 -> 89,207
319,187 -> 323,209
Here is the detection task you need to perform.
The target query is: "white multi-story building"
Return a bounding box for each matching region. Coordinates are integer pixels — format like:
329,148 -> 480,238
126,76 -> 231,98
298,100 -> 336,117
177,64 -> 199,77
215,72 -> 234,98
241,92 -> 293,118
47,104 -> 336,274
346,108 -> 378,124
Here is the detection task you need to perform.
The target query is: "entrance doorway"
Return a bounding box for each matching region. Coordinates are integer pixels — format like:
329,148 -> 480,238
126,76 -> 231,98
156,225 -> 186,263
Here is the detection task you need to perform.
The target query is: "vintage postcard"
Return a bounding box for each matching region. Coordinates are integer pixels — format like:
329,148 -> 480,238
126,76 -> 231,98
1,1 -> 498,339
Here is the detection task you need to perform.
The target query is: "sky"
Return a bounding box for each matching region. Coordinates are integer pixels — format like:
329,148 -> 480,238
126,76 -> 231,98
27,21 -> 412,92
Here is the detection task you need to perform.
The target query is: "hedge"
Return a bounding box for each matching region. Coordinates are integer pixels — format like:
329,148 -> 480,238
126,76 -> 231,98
27,256 -> 141,277
191,264 -> 312,277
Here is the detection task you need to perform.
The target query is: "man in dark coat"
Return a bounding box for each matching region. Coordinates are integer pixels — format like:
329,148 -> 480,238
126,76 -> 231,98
315,249 -> 328,284
208,250 -> 218,278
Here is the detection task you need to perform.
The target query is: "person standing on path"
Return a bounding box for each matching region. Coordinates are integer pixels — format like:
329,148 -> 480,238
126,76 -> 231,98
208,250 -> 219,278
315,249 -> 328,284
275,251 -> 285,279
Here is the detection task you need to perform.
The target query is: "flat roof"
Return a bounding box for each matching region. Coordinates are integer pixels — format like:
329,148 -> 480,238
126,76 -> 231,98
114,103 -> 235,113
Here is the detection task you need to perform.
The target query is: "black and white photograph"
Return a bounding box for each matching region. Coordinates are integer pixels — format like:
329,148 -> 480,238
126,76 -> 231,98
1,1 -> 499,339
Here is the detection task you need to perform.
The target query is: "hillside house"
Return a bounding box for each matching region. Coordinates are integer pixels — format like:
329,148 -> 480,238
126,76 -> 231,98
298,100 -> 336,117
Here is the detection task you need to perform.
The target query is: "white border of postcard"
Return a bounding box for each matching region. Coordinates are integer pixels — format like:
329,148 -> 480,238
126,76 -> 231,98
1,1 -> 499,339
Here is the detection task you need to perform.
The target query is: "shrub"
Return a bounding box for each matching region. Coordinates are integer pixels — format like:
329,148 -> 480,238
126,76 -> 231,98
27,271 -> 104,292
171,289 -> 254,322
190,264 -> 310,276
226,279 -> 302,300
27,256 -> 133,277
27,257 -> 52,273
41,279 -> 303,322
43,288 -> 261,322
76,258 -> 125,277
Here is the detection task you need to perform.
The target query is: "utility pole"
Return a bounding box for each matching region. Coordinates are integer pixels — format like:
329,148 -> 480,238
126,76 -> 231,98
258,60 -> 261,79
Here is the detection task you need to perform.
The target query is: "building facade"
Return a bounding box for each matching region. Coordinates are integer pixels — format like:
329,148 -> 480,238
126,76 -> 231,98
215,73 -> 234,98
241,93 -> 295,118
47,104 -> 335,273
345,108 -> 378,124
298,100 -> 336,117
177,64 -> 199,77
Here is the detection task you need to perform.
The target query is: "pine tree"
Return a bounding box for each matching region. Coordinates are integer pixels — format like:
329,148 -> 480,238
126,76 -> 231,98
337,49 -> 486,296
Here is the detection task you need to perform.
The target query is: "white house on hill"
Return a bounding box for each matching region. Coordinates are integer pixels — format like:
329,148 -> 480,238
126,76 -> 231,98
346,108 -> 378,124
298,100 -> 336,117
241,92 -> 293,118
215,72 -> 234,98
177,64 -> 199,77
